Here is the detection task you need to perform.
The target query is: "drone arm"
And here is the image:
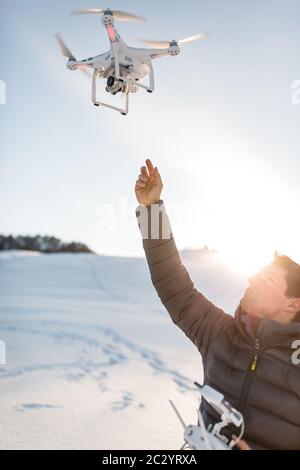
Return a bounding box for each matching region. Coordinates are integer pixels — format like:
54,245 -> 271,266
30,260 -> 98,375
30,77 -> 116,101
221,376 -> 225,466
150,50 -> 172,60
112,42 -> 120,80
141,48 -> 174,60
132,47 -> 174,60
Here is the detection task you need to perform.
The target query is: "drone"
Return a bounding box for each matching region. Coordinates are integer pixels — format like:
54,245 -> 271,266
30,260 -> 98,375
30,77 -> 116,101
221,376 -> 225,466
169,382 -> 244,450
55,7 -> 207,115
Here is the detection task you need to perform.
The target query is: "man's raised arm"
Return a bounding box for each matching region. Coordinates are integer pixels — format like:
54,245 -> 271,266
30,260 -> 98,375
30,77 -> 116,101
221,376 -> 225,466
134,159 -> 232,360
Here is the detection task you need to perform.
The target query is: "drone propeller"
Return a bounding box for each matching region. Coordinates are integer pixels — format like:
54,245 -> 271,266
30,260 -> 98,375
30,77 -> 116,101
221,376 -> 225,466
71,8 -> 146,22
55,33 -> 76,60
55,33 -> 92,77
139,33 -> 208,49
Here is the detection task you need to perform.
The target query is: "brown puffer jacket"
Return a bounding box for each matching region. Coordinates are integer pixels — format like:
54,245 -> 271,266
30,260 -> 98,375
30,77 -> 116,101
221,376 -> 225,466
136,200 -> 300,450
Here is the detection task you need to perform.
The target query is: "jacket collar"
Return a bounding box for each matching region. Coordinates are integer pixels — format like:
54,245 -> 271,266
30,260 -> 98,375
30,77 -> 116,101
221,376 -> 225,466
234,303 -> 300,348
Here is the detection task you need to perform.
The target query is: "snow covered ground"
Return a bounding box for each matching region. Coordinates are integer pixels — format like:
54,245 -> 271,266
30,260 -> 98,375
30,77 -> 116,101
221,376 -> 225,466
0,249 -> 247,450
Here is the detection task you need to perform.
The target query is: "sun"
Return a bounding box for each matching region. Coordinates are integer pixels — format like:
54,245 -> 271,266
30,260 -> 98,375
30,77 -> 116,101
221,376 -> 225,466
185,150 -> 299,276
166,118 -> 300,276
218,245 -> 274,277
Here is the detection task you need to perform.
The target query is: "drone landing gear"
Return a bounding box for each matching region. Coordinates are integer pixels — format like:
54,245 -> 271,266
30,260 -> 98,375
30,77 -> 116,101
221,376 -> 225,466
136,61 -> 155,94
92,70 -> 129,115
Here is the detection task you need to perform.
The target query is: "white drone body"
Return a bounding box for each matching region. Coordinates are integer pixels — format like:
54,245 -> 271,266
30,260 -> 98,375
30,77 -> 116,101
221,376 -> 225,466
55,8 -> 207,115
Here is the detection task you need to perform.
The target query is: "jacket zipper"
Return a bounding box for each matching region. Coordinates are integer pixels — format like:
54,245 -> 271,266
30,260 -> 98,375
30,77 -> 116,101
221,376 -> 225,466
250,338 -> 260,371
237,338 -> 260,414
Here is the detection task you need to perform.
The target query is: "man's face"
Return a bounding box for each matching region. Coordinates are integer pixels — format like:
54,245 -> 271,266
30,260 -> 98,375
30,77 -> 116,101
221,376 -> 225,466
241,263 -> 290,319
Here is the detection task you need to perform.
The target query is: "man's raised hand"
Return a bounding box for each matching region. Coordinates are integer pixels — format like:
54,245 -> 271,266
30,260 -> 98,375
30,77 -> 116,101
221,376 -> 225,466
135,159 -> 163,206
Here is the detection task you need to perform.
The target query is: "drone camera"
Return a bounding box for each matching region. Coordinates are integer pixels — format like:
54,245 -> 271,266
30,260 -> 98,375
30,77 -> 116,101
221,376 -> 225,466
106,76 -> 125,94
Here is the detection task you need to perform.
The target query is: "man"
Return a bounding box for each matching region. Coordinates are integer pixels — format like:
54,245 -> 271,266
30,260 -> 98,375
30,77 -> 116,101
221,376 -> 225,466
134,159 -> 300,450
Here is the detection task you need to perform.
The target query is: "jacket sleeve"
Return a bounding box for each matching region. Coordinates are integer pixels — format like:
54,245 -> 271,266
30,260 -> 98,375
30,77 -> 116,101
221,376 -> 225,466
136,199 -> 233,361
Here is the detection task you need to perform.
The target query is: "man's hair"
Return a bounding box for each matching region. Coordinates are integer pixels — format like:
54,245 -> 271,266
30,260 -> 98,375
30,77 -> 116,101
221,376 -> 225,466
273,253 -> 300,322
273,253 -> 300,298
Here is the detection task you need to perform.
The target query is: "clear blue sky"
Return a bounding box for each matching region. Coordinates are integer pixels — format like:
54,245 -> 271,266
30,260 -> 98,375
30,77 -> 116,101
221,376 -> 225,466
1,0 -> 300,269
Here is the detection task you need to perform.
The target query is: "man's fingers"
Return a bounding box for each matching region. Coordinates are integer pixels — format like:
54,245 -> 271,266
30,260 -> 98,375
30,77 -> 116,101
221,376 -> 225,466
146,159 -> 155,176
154,167 -> 162,181
237,440 -> 251,450
139,174 -> 149,184
140,166 -> 148,178
135,179 -> 146,188
137,160 -> 160,188
232,435 -> 251,450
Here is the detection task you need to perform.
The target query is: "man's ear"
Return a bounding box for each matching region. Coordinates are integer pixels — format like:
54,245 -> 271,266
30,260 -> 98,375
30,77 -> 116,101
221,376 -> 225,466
287,297 -> 300,312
